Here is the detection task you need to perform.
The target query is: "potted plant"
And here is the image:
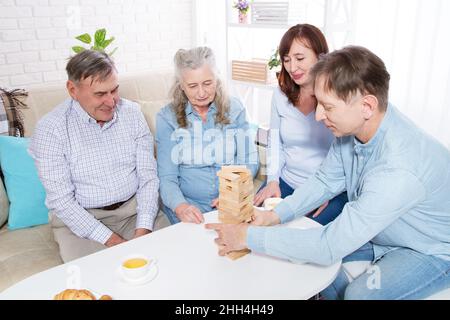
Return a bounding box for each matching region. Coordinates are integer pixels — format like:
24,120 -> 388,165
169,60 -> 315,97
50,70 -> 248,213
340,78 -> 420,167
268,48 -> 281,78
233,0 -> 251,24
72,28 -> 117,56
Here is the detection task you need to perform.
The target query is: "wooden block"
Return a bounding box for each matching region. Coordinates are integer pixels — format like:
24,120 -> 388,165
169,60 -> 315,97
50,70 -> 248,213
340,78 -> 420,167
219,176 -> 252,188
217,171 -> 240,182
234,172 -> 252,184
227,249 -> 251,260
217,171 -> 240,181
219,196 -> 253,211
218,190 -> 242,203
237,205 -> 254,221
218,205 -> 241,218
218,203 -> 254,222
218,212 -> 243,224
220,165 -> 250,174
219,180 -> 253,194
218,204 -> 241,215
218,199 -> 253,214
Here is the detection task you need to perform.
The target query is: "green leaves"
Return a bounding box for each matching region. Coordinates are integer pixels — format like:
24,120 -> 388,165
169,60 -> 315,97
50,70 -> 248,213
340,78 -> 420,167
75,33 -> 91,44
72,28 -> 117,56
94,28 -> 106,47
72,46 -> 86,54
268,47 -> 281,70
102,36 -> 115,49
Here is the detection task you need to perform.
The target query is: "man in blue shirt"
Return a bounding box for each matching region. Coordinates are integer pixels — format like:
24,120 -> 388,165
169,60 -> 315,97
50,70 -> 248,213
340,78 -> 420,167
206,46 -> 450,299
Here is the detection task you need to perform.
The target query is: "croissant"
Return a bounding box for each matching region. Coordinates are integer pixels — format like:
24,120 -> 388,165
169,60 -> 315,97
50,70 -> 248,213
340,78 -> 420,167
53,289 -> 111,300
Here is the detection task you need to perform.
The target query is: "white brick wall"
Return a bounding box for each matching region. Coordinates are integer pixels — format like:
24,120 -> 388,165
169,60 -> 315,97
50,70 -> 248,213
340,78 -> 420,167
0,0 -> 193,88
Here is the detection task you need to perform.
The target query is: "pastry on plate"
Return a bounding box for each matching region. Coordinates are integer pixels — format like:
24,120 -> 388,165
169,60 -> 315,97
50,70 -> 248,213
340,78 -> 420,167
53,289 -> 112,300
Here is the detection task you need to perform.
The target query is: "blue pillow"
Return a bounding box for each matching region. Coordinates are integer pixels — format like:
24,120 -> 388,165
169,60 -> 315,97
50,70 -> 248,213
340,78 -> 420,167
0,136 -> 48,230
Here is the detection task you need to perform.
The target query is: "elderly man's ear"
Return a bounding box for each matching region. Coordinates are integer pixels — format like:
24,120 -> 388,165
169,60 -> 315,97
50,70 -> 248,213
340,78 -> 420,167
361,95 -> 379,120
66,80 -> 77,100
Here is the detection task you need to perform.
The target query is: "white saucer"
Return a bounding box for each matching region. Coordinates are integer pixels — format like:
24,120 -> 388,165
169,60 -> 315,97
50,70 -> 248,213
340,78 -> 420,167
116,265 -> 158,286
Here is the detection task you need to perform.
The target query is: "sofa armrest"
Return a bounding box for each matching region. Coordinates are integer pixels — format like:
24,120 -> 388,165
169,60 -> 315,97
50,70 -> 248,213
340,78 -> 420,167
0,179 -> 8,228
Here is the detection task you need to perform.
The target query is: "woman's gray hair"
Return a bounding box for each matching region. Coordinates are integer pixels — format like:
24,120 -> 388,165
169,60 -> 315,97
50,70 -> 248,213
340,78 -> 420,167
170,46 -> 230,128
66,50 -> 116,84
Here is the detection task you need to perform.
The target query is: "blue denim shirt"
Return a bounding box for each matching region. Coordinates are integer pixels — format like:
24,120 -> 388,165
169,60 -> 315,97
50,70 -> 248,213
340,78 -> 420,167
156,97 -> 259,213
248,104 -> 450,265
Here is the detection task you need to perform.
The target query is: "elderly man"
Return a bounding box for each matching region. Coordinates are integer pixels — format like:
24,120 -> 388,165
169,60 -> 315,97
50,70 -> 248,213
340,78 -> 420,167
30,50 -> 159,262
207,46 -> 450,300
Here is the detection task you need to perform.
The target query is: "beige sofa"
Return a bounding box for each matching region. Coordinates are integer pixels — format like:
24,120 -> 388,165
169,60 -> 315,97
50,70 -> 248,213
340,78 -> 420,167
0,70 -> 266,292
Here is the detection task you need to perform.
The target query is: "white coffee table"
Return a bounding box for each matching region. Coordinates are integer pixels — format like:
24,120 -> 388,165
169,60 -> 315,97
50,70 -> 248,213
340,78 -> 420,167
0,211 -> 341,300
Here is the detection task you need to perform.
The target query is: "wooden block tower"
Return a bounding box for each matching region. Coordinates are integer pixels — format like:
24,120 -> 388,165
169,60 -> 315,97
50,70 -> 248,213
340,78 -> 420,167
217,165 -> 254,260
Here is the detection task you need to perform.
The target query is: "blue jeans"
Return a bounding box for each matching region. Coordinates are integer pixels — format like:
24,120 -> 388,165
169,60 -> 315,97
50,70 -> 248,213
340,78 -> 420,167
278,178 -> 347,226
321,242 -> 450,300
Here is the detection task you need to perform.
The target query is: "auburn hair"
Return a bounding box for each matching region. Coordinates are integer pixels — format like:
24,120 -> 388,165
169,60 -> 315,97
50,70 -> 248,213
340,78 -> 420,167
278,24 -> 329,106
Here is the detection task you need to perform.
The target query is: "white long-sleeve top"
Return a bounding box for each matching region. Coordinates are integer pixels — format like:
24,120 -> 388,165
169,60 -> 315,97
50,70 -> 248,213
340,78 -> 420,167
267,87 -> 334,188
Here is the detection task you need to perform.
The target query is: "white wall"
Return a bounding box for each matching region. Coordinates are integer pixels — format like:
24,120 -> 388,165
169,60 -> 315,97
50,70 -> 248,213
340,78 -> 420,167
0,0 -> 193,88
350,0 -> 450,148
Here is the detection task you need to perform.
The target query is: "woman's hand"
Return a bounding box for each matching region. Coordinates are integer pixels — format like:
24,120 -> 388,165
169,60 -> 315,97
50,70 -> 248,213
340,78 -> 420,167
312,201 -> 329,218
175,203 -> 204,224
253,181 -> 281,206
211,198 -> 219,208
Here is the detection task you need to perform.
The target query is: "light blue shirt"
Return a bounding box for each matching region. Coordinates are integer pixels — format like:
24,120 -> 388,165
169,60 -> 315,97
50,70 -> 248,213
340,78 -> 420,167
29,98 -> 159,244
156,97 -> 259,213
248,104 -> 450,264
268,87 -> 334,188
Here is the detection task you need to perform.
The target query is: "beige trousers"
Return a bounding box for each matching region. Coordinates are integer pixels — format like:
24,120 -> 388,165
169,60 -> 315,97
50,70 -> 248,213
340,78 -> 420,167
51,197 -> 139,263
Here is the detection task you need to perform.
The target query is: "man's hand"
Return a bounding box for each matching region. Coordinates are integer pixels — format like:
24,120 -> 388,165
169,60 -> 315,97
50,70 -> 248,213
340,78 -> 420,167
205,223 -> 249,256
105,232 -> 126,247
251,208 -> 281,226
254,181 -> 281,206
133,228 -> 151,239
175,203 -> 204,224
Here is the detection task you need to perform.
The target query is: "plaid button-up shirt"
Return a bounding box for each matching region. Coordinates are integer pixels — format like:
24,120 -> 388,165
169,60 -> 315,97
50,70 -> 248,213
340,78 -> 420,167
29,98 -> 159,244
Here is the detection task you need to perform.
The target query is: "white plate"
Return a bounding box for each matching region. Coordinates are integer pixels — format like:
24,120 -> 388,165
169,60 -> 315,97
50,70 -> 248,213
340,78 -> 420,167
116,264 -> 158,286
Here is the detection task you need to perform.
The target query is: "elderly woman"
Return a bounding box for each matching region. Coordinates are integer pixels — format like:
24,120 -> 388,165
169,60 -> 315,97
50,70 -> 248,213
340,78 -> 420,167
156,46 -> 259,224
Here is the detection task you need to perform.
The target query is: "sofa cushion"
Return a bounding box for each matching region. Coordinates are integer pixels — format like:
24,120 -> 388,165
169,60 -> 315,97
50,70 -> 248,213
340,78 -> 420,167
0,223 -> 62,292
0,136 -> 48,230
21,84 -> 68,137
136,99 -> 169,136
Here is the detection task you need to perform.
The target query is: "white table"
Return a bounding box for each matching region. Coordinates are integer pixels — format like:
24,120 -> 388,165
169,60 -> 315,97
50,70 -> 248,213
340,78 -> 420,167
0,211 -> 341,300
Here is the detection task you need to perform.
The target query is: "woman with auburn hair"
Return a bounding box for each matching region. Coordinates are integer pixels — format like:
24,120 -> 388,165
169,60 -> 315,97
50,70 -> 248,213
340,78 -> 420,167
156,46 -> 259,225
254,24 -> 347,225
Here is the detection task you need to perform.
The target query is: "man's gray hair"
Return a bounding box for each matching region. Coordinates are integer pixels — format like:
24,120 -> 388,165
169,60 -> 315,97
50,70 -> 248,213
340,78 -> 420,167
66,50 -> 117,83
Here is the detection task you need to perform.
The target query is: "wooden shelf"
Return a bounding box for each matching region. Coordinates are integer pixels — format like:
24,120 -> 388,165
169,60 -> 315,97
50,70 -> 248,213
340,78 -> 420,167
228,23 -> 291,29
